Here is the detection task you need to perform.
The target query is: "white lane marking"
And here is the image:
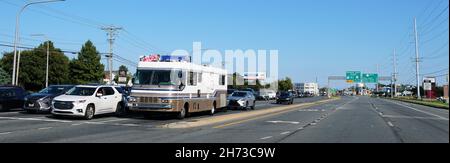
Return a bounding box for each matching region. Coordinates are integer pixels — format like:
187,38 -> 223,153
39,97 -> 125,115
90,119 -> 128,123
38,127 -> 53,130
298,127 -> 304,130
0,117 -> 72,123
382,115 -> 449,121
299,109 -> 326,112
116,123 -> 141,127
280,131 -> 291,135
0,132 -> 12,135
387,122 -> 395,127
266,121 -> 300,125
385,100 -> 449,120
310,123 -> 317,126
336,97 -> 359,110
260,136 -> 273,140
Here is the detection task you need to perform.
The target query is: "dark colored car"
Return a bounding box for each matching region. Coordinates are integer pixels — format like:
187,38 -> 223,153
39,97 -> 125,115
276,91 -> 295,105
243,88 -> 258,97
24,85 -> 75,113
0,86 -> 28,111
115,86 -> 131,115
227,89 -> 236,97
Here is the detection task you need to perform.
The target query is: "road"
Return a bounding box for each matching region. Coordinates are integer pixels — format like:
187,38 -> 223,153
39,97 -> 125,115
0,96 -> 448,143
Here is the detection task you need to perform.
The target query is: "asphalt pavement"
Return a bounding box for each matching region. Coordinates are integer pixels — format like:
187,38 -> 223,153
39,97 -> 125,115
0,96 -> 448,143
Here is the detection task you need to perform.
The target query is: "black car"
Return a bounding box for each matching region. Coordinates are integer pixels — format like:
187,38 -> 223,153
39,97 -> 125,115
114,86 -> 131,115
24,85 -> 74,113
276,91 -> 295,105
0,86 -> 28,111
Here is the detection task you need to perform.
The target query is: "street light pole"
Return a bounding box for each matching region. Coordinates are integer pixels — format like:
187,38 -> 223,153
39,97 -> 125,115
11,0 -> 64,86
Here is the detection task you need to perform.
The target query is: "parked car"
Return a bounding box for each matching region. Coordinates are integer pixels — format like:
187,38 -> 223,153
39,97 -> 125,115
24,85 -> 75,113
114,86 -> 130,115
227,91 -> 256,110
51,85 -> 125,120
227,89 -> 236,98
258,89 -> 277,100
276,91 -> 295,105
0,86 -> 28,111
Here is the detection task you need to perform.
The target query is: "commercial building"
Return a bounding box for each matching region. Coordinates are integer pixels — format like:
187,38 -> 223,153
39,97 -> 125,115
295,83 -> 319,96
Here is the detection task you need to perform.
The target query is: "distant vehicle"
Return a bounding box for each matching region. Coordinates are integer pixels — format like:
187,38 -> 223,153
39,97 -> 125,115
0,86 -> 28,111
227,91 -> 256,110
51,85 -> 124,120
258,89 -> 277,100
24,85 -> 75,113
276,91 -> 294,105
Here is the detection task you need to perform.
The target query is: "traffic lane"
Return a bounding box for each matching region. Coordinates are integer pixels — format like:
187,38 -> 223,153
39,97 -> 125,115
381,98 -> 449,118
370,98 -> 449,143
0,96 -> 329,143
279,96 -> 400,143
154,97 -> 350,143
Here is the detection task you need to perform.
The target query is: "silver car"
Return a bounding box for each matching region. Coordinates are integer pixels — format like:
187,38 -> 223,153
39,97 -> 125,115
227,91 -> 256,110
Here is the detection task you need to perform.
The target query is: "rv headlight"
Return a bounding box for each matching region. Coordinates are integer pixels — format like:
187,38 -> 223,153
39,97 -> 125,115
161,100 -> 170,103
128,97 -> 137,102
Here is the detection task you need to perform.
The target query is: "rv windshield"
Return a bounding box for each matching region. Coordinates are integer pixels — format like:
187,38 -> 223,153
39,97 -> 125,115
134,70 -> 183,86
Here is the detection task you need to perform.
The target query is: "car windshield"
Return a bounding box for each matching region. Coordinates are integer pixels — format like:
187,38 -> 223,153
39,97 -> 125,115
232,92 -> 248,97
134,69 -> 183,86
66,87 -> 96,96
280,92 -> 291,96
39,86 -> 71,94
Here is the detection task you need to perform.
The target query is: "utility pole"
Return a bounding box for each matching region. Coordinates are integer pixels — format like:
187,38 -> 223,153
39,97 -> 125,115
101,26 -> 122,84
393,48 -> 397,98
413,18 -> 422,100
376,64 -> 379,92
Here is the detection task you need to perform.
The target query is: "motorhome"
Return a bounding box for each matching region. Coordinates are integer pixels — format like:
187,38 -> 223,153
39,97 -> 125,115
128,55 -> 228,119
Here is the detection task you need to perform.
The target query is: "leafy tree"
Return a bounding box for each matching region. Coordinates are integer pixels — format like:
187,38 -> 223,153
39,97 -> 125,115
0,67 -> 11,85
0,41 -> 69,91
70,40 -> 105,84
278,77 -> 293,92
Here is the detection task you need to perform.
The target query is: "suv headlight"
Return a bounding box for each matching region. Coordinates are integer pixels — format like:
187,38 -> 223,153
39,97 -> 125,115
75,100 -> 87,104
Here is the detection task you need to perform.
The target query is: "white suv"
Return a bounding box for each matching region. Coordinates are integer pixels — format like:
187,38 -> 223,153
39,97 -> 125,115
51,85 -> 124,120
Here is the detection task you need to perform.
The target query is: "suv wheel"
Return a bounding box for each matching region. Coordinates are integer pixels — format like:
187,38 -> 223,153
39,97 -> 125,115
84,105 -> 95,120
251,101 -> 256,110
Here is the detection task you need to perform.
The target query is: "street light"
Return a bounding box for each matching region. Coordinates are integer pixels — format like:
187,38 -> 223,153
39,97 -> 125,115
12,0 -> 65,86
31,34 -> 50,88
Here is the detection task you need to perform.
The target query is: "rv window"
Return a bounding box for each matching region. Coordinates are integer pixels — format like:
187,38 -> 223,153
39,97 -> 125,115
220,75 -> 226,85
198,73 -> 203,83
188,72 -> 197,86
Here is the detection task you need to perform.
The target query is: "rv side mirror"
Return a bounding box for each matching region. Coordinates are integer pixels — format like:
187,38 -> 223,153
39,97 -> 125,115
179,83 -> 185,90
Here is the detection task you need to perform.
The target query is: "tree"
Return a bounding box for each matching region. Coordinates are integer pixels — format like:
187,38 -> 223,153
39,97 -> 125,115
0,68 -> 11,85
278,77 -> 293,92
0,41 -> 70,91
70,40 -> 105,84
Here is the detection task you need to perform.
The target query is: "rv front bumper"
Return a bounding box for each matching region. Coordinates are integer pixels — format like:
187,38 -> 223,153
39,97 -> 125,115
128,103 -> 174,112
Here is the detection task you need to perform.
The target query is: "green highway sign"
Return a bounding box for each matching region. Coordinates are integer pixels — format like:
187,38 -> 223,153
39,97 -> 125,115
362,73 -> 379,83
346,71 -> 361,83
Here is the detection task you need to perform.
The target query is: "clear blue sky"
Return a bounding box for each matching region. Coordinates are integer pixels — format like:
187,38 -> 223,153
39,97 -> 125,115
0,0 -> 448,88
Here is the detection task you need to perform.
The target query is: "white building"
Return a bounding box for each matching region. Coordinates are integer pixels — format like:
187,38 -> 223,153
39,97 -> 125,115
295,83 -> 319,96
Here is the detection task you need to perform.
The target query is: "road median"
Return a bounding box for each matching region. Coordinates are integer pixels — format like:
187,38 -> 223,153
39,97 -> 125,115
159,97 -> 340,129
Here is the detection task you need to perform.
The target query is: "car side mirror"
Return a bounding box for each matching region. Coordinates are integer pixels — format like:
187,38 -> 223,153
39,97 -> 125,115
96,93 -> 103,97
